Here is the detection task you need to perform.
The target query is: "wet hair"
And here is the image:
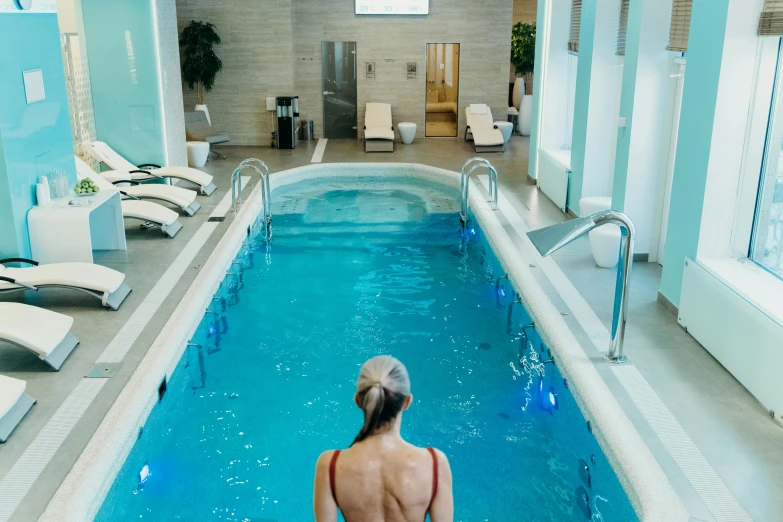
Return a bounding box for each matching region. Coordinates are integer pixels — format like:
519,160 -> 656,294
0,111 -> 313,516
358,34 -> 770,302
352,356 -> 411,445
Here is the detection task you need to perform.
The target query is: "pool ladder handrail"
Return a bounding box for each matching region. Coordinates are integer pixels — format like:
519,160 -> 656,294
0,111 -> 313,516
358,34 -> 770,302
231,158 -> 272,240
239,158 -> 272,225
460,157 -> 499,225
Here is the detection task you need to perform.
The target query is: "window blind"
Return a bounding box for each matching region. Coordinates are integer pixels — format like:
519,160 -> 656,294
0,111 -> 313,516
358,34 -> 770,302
617,0 -> 630,56
759,0 -> 783,36
568,0 -> 582,53
667,0 -> 692,52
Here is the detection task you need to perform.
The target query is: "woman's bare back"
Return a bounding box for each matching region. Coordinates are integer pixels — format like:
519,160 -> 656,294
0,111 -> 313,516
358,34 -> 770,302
314,435 -> 452,522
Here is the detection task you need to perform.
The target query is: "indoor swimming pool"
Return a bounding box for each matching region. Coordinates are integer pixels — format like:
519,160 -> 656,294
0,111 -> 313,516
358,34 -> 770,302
94,177 -> 637,521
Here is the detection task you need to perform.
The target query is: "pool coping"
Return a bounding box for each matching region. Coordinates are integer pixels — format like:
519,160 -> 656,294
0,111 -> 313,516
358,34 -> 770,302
39,163 -> 688,521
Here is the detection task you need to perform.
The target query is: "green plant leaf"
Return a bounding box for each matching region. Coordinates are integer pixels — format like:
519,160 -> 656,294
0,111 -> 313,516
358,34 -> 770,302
179,21 -> 224,95
511,22 -> 536,77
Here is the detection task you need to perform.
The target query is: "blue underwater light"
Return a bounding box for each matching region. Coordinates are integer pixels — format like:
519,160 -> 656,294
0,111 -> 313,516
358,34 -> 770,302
497,287 -> 506,298
138,462 -> 150,488
537,378 -> 558,413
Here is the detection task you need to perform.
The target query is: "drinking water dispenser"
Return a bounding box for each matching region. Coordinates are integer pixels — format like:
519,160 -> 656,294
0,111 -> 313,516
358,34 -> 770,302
276,96 -> 299,149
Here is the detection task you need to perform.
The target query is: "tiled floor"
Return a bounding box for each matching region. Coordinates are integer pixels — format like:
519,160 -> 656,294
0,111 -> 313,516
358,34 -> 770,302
0,135 -> 781,521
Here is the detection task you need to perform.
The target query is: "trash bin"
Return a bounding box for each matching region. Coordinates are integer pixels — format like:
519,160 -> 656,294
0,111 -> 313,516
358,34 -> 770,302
299,120 -> 314,141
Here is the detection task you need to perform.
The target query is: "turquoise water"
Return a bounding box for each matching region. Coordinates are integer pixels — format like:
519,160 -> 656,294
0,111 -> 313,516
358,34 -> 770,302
96,180 -> 638,521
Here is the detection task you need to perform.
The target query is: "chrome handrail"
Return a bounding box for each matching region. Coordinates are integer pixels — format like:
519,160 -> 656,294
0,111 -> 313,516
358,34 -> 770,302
460,158 -> 490,223
461,159 -> 499,225
239,158 -> 271,225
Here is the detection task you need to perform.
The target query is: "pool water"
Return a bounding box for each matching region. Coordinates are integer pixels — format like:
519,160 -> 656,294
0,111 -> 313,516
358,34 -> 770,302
96,181 -> 638,522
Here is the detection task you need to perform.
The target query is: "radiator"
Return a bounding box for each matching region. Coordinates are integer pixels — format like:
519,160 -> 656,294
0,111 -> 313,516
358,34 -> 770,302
679,258 -> 783,422
537,149 -> 571,213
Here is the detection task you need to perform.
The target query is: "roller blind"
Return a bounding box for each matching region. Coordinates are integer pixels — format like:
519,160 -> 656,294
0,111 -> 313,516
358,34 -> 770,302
667,0 -> 692,52
617,0 -> 630,56
759,0 -> 783,36
568,0 -> 582,53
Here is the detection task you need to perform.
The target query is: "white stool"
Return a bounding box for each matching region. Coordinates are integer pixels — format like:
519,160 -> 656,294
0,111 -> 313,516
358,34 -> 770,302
398,122 -> 417,145
580,197 -> 621,269
187,141 -> 210,168
494,121 -> 514,144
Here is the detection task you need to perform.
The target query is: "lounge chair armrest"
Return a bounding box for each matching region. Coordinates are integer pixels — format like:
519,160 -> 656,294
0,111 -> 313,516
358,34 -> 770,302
129,170 -> 164,179
0,257 -> 39,266
112,180 -> 140,186
137,163 -> 161,169
0,276 -> 37,290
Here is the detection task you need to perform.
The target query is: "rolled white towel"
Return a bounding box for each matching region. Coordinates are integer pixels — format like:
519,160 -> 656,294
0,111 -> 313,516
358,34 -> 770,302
470,104 -> 490,115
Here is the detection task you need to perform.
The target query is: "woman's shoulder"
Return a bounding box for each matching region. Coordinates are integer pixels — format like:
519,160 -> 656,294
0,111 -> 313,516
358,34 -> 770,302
315,449 -> 339,472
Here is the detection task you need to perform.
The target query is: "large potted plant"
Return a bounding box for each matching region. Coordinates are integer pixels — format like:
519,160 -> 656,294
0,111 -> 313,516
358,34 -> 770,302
179,21 -> 223,125
511,22 -> 536,136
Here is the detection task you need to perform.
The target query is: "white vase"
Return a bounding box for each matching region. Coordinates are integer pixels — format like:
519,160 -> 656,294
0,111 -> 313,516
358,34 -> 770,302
195,104 -> 211,125
519,95 -> 533,136
512,78 -> 525,110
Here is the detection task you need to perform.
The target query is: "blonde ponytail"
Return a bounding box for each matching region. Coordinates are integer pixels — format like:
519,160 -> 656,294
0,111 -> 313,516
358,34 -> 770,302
352,356 -> 410,445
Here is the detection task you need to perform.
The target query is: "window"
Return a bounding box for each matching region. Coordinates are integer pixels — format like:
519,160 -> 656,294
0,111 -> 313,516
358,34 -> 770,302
750,40 -> 783,279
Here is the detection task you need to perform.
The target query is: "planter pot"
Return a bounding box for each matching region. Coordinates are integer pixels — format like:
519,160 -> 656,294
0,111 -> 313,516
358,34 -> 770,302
512,78 -> 525,110
195,104 -> 211,125
519,95 -> 533,136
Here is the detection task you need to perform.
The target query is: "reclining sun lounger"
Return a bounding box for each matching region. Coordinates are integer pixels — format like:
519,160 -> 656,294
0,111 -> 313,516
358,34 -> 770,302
88,141 -> 217,196
0,375 -> 36,442
0,303 -> 80,372
76,169 -> 183,238
75,157 -> 200,216
0,259 -> 131,310
185,111 -> 230,160
364,103 -> 395,153
464,104 -> 505,153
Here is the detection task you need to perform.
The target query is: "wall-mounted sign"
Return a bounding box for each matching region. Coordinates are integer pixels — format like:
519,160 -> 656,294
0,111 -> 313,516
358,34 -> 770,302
366,62 -> 375,79
407,63 -> 417,80
355,0 -> 428,16
0,0 -> 56,13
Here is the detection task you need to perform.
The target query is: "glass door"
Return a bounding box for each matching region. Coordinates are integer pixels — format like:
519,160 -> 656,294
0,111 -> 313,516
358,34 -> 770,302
322,41 -> 358,139
425,43 -> 460,137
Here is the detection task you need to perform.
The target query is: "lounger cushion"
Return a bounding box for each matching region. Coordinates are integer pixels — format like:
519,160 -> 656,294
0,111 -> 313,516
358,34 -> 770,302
364,103 -> 395,142
0,263 -> 125,294
122,201 -> 179,227
0,375 -> 26,420
365,127 -> 395,140
88,141 -> 214,188
0,303 -> 73,359
465,107 -> 505,147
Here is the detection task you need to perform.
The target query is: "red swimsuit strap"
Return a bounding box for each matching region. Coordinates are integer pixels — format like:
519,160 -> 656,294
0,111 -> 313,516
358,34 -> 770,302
329,450 -> 342,504
427,447 -> 439,511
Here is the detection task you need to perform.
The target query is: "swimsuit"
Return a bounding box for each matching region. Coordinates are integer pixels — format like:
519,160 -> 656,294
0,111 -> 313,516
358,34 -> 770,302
329,447 -> 440,519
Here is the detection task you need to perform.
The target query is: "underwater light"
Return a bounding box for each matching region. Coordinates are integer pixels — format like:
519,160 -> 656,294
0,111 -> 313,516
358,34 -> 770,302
138,462 -> 150,488
469,228 -> 476,235
497,287 -> 506,298
548,388 -> 558,410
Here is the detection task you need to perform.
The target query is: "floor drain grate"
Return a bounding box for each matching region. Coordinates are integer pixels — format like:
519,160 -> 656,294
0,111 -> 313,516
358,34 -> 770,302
208,216 -> 226,222
86,362 -> 124,378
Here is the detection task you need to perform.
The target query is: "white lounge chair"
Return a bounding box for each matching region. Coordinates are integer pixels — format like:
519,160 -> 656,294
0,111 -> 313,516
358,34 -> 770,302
75,157 -> 201,216
0,303 -> 80,372
464,104 -> 505,153
75,161 -> 183,238
0,375 -> 36,442
88,141 -> 217,196
0,259 -> 131,310
364,103 -> 395,153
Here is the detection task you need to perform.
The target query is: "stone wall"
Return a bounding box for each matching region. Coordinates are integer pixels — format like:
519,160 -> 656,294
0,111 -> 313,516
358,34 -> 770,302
176,0 -> 512,144
157,0 -> 188,165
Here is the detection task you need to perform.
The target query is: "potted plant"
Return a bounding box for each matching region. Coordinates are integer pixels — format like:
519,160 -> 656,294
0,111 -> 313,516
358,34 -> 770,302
179,21 -> 223,125
511,22 -> 536,136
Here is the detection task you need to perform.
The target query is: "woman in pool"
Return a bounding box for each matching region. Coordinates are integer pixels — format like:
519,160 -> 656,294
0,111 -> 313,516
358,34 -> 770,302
314,355 -> 454,522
